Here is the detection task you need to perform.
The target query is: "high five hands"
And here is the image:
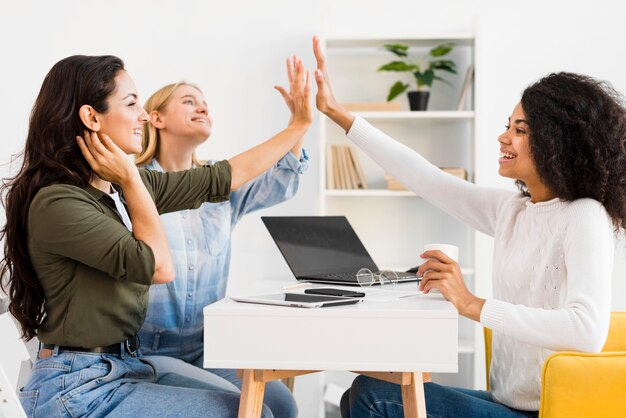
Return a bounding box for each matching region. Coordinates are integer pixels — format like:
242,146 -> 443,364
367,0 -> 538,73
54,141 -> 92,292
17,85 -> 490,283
312,36 -> 355,133
274,55 -> 312,128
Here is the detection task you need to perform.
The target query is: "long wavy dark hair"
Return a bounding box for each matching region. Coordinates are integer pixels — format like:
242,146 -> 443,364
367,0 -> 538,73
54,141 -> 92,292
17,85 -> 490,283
0,55 -> 125,340
518,72 -> 626,231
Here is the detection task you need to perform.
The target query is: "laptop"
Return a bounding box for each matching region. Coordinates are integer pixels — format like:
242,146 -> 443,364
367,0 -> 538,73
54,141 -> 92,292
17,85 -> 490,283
261,216 -> 419,286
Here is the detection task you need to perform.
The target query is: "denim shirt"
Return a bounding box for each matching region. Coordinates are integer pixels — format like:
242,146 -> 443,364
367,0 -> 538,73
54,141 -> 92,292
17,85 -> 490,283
138,151 -> 308,360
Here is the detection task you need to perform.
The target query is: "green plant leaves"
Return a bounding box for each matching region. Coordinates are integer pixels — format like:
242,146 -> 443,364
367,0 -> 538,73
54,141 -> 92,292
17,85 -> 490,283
387,81 -> 409,101
378,61 -> 418,72
429,59 -> 457,74
379,42 -> 457,99
383,44 -> 409,57
429,43 -> 454,57
414,69 -> 435,89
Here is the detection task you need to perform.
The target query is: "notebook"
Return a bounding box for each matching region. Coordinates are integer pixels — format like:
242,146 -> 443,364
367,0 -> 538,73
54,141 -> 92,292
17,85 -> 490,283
261,216 -> 418,286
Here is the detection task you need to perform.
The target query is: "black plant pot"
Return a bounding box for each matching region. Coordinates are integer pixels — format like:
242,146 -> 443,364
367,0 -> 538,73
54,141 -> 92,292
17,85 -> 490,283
408,91 -> 430,111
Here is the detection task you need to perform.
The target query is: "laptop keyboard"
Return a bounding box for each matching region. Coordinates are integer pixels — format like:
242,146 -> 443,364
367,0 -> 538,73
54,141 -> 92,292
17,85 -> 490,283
304,272 -> 357,281
303,271 -> 417,281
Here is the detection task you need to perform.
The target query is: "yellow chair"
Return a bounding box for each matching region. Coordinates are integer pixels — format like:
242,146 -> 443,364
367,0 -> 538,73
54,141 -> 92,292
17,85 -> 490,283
484,312 -> 626,418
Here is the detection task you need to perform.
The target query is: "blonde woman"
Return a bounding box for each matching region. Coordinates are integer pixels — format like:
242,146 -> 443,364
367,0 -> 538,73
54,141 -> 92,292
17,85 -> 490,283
135,59 -> 308,418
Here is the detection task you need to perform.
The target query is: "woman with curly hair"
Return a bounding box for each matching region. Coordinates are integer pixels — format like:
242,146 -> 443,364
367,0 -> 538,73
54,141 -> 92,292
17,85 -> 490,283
313,36 -> 626,418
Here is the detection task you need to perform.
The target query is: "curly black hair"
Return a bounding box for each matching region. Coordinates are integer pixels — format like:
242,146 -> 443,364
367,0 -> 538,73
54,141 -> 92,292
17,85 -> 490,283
519,72 -> 626,231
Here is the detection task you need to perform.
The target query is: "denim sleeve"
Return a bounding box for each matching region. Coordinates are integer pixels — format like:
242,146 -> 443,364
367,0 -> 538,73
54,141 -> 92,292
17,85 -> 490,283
228,149 -> 309,225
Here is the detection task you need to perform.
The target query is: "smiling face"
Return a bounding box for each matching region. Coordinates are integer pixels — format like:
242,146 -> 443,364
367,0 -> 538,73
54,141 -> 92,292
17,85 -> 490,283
95,70 -> 149,154
497,102 -> 542,186
157,85 -> 212,144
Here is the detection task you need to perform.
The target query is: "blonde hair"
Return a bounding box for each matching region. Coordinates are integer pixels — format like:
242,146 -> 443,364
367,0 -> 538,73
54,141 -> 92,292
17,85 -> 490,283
135,81 -> 205,167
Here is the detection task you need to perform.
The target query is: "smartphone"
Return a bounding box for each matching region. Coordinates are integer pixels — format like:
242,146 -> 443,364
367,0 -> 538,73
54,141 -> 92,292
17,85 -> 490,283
304,288 -> 366,298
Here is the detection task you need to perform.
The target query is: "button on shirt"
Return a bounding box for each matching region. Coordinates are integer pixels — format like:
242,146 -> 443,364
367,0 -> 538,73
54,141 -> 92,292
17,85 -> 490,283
28,162 -> 232,348
138,151 -> 308,359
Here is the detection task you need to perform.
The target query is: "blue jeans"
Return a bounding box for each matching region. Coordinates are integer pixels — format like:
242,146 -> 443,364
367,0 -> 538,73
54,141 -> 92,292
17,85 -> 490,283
340,375 -> 539,418
19,350 -> 273,418
143,351 -> 298,418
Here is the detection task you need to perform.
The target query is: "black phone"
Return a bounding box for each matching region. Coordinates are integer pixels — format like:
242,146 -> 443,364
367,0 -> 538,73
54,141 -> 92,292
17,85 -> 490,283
304,288 -> 366,298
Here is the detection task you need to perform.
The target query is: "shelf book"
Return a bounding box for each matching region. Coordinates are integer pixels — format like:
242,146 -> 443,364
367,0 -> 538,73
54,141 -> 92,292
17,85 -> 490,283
326,144 -> 368,190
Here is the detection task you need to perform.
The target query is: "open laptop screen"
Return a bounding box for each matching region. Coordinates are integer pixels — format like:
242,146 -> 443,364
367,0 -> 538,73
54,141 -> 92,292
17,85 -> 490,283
261,216 -> 379,278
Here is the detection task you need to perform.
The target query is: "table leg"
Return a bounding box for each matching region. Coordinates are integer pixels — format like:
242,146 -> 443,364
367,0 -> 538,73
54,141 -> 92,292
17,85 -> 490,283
238,369 -> 266,418
401,372 -> 426,418
236,369 -> 320,418
355,371 -> 427,418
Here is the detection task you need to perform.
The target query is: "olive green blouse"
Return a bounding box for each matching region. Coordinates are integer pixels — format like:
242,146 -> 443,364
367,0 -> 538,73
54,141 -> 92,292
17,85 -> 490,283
27,162 -> 231,347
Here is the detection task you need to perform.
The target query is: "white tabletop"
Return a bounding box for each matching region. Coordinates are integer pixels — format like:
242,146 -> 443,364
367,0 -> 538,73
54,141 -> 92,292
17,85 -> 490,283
204,281 -> 459,373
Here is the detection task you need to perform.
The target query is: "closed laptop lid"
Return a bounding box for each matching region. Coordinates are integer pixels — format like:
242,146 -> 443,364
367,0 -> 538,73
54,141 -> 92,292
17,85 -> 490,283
261,216 -> 379,278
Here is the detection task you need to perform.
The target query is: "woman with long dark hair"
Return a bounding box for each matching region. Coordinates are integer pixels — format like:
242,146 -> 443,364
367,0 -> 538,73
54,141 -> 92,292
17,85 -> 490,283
1,54 -> 311,417
312,36 -> 626,418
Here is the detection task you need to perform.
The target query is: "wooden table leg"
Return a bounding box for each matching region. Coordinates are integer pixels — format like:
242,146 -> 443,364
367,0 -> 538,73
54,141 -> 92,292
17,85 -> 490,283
236,369 -> 319,418
238,369 -> 266,418
355,371 -> 427,418
401,372 -> 426,418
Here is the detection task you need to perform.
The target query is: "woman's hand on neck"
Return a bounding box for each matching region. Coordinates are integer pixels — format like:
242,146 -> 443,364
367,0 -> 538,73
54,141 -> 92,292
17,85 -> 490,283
77,131 -> 142,192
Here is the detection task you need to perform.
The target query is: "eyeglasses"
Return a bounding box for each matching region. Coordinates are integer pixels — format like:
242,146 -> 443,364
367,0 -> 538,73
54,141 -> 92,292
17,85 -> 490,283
356,268 -> 399,287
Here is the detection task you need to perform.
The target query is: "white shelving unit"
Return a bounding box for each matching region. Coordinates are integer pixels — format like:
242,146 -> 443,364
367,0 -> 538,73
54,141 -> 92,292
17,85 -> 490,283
317,33 -> 480,401
350,110 -> 475,120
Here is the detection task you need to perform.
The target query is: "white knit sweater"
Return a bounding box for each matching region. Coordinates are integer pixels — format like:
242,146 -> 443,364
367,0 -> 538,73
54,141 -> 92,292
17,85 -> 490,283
347,117 -> 614,411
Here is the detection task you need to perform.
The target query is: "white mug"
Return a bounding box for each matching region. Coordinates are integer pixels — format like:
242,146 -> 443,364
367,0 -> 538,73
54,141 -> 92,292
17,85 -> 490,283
420,244 -> 459,293
422,243 -> 459,263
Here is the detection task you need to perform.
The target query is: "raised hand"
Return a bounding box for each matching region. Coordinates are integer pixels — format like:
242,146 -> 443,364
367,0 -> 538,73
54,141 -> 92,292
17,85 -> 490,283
312,35 -> 339,115
76,130 -> 140,186
274,54 -> 312,128
312,35 -> 355,132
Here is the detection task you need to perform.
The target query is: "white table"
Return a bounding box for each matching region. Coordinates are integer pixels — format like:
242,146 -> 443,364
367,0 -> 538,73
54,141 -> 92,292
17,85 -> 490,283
203,284 -> 458,418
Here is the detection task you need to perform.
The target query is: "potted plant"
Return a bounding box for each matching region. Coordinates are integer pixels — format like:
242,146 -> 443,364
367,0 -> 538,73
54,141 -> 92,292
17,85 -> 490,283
378,43 -> 457,110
